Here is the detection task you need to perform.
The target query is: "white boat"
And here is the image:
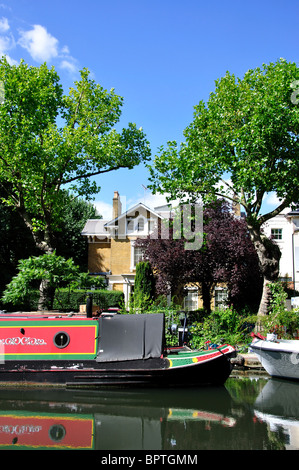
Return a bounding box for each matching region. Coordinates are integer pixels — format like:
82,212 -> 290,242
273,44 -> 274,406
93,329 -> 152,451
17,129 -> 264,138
250,334 -> 299,380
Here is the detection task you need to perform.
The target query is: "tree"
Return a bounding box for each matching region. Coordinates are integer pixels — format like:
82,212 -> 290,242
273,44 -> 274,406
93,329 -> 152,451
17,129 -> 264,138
0,190 -> 99,297
2,252 -> 80,310
0,198 -> 38,295
0,58 -> 151,255
149,59 -> 299,317
54,191 -> 100,270
133,261 -> 155,311
137,200 -> 262,312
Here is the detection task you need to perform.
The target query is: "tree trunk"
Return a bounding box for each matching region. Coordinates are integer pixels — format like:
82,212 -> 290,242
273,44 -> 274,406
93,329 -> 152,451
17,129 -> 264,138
201,281 -> 212,314
18,207 -> 56,311
38,279 -> 55,311
248,226 -> 281,319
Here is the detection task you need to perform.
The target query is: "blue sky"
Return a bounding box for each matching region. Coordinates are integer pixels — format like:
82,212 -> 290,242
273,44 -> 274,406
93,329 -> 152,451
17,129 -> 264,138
0,0 -> 298,218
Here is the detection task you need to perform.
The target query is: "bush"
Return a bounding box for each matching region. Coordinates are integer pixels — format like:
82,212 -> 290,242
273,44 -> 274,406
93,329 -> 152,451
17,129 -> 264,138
0,289 -> 124,313
257,281 -> 299,338
188,307 -> 254,349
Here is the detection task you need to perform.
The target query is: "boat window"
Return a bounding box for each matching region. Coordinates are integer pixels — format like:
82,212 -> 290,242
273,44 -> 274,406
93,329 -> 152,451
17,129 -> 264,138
53,331 -> 70,349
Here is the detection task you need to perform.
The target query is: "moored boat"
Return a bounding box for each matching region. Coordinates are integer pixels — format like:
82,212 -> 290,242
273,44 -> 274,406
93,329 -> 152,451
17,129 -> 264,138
0,311 -> 236,387
250,333 -> 299,380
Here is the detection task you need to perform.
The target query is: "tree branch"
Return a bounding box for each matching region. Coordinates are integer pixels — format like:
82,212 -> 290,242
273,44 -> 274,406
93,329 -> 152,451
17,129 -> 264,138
61,164 -> 130,185
258,198 -> 291,226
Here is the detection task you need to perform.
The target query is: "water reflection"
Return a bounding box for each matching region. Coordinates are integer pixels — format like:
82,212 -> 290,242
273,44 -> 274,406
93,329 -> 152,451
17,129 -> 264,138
254,379 -> 299,450
0,378 -> 297,450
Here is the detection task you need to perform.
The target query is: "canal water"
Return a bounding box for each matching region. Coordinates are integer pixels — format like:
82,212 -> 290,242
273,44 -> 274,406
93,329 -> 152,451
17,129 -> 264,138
0,375 -> 298,450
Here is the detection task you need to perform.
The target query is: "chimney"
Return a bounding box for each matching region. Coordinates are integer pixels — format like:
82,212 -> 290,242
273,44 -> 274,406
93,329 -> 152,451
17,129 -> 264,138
112,191 -> 122,220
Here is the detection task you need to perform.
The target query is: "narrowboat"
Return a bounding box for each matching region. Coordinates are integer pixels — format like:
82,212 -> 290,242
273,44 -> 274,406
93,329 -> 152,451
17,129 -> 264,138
0,311 -> 236,387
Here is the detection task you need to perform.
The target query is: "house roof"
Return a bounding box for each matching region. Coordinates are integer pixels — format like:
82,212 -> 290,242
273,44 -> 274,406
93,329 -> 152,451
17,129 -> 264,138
81,219 -> 109,237
81,201 -> 172,238
105,202 -> 166,228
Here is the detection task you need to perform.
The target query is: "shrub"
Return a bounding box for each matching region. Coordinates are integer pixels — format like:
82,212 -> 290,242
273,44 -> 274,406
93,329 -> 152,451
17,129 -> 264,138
0,288 -> 124,313
257,281 -> 299,338
188,307 -> 254,348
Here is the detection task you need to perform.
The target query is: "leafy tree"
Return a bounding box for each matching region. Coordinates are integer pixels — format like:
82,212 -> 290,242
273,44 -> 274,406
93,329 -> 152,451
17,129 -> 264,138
54,191 -> 100,270
133,261 -> 155,311
0,190 -> 99,299
0,199 -> 38,295
136,201 -> 262,312
1,251 -> 104,311
149,59 -> 299,317
0,58 -> 151,255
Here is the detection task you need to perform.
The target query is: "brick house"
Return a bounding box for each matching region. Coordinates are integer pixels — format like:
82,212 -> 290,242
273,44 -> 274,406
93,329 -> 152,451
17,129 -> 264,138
81,191 -> 230,310
82,192 -> 299,310
81,191 -> 171,306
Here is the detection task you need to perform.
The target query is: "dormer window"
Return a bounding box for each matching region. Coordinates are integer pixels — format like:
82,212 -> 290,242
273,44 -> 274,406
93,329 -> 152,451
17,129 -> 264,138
127,219 -> 134,232
137,218 -> 144,232
127,216 -> 146,234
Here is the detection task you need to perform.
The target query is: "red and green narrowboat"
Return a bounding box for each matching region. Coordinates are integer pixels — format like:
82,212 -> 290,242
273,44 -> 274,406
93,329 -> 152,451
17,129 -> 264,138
0,311 -> 236,387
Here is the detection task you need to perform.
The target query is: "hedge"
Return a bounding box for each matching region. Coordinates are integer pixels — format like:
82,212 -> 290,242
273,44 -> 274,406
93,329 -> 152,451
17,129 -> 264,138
0,289 -> 124,312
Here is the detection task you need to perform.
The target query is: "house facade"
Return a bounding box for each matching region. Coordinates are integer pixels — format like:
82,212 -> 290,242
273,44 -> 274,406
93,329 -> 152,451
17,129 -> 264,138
82,192 -> 299,309
261,207 -> 299,293
81,191 -> 171,306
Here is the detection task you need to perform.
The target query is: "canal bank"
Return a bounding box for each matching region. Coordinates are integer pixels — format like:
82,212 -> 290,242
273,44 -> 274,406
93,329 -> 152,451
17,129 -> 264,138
231,352 -> 269,377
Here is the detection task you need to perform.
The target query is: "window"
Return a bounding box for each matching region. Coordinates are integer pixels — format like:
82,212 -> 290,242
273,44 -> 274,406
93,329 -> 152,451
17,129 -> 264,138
184,288 -> 198,311
133,246 -> 144,267
271,228 -> 282,240
214,287 -> 228,309
53,331 -> 70,349
137,218 -> 144,232
127,219 -> 134,232
127,216 -> 146,234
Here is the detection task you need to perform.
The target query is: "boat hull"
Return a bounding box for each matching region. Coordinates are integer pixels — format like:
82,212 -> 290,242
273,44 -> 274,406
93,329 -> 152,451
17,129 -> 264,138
250,339 -> 299,380
0,352 -> 235,388
0,313 -> 236,387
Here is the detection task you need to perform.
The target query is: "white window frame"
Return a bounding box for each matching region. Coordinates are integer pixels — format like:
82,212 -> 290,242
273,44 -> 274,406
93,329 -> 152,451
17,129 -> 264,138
214,287 -> 228,309
127,215 -> 147,235
184,287 -> 198,311
130,242 -> 144,271
271,228 -> 282,240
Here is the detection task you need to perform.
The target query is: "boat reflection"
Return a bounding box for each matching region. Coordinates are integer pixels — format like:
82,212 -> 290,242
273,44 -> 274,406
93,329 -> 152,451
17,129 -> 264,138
254,379 -> 299,450
0,386 -> 236,450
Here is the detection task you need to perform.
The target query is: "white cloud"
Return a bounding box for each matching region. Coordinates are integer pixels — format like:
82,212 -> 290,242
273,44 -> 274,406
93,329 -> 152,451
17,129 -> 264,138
60,58 -> 77,75
0,34 -> 12,53
0,16 -> 9,32
93,201 -> 113,220
18,24 -> 59,62
0,18 -> 17,64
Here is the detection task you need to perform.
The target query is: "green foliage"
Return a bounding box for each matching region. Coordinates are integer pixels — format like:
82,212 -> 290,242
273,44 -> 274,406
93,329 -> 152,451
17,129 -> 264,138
257,282 -> 299,338
54,191 -> 101,270
188,307 -> 251,349
1,252 -> 79,305
148,59 -> 299,316
53,289 -> 124,312
0,252 -> 110,311
0,58 -> 150,253
0,288 -> 124,313
141,296 -> 182,346
133,261 -> 155,311
149,59 -> 299,210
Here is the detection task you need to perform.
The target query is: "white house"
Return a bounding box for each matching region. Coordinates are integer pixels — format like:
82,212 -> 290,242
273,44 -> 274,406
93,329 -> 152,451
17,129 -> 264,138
262,207 -> 299,292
